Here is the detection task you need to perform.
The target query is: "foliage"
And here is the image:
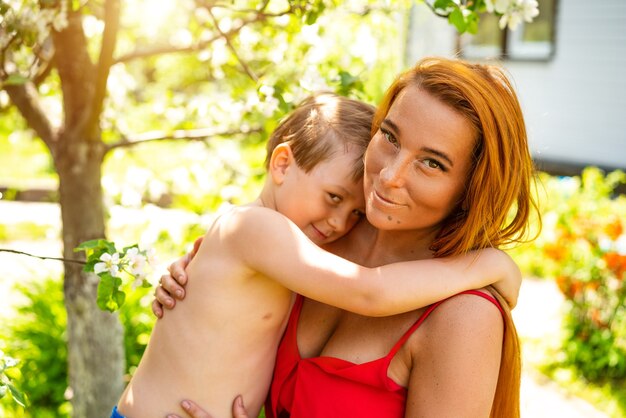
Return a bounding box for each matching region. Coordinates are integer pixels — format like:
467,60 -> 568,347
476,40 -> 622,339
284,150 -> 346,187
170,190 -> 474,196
118,289 -> 155,380
0,274 -> 157,417
513,167 -> 626,382
426,0 -> 539,33
75,239 -> 155,312
0,350 -> 26,408
0,278 -> 69,417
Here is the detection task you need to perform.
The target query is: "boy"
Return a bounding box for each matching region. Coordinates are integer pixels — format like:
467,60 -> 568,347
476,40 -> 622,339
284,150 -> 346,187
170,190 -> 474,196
115,93 -> 520,418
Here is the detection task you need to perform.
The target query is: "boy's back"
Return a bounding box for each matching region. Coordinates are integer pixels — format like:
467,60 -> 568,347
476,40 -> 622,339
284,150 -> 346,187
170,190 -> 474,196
117,206 -> 296,418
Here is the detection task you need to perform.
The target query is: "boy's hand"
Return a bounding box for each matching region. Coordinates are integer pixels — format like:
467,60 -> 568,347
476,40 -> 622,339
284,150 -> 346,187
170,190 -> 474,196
489,249 -> 522,309
166,396 -> 249,418
151,237 -> 203,318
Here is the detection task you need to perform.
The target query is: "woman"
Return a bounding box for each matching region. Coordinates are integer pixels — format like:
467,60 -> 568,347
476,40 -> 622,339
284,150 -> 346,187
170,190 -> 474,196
156,57 -> 539,417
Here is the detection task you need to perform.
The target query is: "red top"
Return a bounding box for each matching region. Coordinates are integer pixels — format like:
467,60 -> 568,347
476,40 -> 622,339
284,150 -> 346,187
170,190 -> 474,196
266,290 -> 504,418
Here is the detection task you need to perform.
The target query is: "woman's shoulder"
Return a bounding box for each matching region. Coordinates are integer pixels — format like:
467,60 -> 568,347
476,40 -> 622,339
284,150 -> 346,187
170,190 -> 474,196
417,289 -> 504,346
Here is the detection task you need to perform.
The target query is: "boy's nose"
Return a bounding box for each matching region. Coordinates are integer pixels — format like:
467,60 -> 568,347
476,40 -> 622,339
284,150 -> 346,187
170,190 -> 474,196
327,215 -> 347,234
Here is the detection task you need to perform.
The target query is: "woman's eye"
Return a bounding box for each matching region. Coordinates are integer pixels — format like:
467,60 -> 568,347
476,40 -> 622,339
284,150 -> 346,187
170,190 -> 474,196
424,159 -> 445,171
381,129 -> 399,147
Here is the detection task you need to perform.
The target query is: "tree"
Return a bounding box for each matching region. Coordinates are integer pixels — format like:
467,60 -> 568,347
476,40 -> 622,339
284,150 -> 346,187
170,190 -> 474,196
0,0 -> 536,415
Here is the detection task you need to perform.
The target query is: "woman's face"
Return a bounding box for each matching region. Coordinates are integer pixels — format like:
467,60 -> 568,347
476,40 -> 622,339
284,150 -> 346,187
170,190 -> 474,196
363,85 -> 476,234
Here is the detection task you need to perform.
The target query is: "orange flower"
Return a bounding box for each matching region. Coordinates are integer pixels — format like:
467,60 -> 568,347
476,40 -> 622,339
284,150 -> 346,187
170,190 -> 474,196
544,243 -> 567,261
604,218 -> 624,241
604,252 -> 626,280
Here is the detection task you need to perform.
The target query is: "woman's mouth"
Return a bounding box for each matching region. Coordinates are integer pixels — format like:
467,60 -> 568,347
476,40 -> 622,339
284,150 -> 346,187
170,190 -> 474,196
373,190 -> 403,208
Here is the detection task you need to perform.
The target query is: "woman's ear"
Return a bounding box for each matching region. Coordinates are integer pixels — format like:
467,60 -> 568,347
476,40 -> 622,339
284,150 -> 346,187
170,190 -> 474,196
268,143 -> 294,185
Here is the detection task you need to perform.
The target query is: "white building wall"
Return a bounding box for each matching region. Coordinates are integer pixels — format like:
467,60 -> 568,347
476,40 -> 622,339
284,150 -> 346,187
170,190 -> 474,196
406,0 -> 626,170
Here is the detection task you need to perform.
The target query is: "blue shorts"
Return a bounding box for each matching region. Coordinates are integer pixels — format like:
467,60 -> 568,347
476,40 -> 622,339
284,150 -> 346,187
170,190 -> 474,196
110,406 -> 127,418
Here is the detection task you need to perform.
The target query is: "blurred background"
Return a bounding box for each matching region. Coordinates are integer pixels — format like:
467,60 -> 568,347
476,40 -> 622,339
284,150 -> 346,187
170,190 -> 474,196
0,0 -> 624,416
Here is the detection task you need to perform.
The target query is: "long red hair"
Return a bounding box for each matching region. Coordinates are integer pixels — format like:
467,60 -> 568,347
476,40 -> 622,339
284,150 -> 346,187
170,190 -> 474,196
373,57 -> 541,417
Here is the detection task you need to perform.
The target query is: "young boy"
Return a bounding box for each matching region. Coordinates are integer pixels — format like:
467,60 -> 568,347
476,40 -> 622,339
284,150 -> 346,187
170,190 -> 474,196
114,93 -> 520,418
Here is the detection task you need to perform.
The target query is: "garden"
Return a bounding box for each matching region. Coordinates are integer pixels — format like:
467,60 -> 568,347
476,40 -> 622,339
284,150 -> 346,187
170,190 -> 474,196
1,0 -> 625,417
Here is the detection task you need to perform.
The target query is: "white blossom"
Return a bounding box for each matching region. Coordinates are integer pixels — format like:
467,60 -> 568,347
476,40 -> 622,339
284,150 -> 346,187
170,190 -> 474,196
94,252 -> 121,277
498,0 -> 539,30
124,247 -> 148,278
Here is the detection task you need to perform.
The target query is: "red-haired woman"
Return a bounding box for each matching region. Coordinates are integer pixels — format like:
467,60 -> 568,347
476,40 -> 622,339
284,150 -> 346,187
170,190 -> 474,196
157,57 -> 539,418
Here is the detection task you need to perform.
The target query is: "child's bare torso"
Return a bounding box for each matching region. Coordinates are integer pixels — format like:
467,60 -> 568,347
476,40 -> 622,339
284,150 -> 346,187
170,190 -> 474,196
117,210 -> 295,418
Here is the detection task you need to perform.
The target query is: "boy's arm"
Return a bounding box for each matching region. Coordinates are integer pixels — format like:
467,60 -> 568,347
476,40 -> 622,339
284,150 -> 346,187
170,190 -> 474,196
226,207 -> 520,317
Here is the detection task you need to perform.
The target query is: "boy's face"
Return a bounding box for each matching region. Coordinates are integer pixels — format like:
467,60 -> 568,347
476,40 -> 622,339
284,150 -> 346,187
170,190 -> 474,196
276,147 -> 365,246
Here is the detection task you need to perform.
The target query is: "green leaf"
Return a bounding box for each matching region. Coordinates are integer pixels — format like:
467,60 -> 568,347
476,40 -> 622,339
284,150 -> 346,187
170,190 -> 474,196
74,239 -> 103,252
97,274 -> 116,312
448,7 -> 467,33
8,383 -> 26,407
3,74 -> 29,86
0,383 -> 6,399
96,273 -> 127,312
113,289 -> 126,308
465,13 -> 479,34
433,0 -> 453,11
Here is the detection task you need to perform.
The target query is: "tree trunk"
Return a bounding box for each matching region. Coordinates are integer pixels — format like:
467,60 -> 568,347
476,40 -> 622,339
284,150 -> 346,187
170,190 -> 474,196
55,140 -> 125,417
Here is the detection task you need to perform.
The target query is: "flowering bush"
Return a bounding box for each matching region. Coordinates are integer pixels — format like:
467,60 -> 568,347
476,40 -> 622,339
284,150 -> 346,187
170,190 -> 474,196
429,0 -> 539,33
0,350 -> 25,408
526,168 -> 626,381
74,240 -> 155,312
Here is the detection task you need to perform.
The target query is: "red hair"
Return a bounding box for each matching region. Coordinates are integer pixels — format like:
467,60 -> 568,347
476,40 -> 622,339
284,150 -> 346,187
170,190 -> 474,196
373,57 -> 541,418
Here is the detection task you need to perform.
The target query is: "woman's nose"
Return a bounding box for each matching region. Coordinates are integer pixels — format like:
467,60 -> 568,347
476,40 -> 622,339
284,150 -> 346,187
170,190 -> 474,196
380,157 -> 408,188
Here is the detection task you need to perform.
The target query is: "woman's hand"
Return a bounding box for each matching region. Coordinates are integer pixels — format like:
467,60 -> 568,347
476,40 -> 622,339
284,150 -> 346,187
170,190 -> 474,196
165,396 -> 249,418
152,237 -> 203,318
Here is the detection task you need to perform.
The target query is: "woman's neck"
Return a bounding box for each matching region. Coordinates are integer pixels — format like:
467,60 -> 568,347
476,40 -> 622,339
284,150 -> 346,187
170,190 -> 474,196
335,221 -> 440,267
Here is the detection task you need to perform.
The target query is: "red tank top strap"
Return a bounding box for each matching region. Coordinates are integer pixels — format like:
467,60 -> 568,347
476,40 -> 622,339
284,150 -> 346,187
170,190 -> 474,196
386,289 -> 504,359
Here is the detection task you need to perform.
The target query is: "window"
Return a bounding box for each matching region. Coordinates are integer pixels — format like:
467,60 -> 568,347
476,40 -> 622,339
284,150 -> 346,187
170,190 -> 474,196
460,0 -> 557,61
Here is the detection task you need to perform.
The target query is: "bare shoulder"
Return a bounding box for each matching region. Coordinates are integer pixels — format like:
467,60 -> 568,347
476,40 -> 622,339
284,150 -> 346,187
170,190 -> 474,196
419,290 -> 504,347
211,205 -> 290,240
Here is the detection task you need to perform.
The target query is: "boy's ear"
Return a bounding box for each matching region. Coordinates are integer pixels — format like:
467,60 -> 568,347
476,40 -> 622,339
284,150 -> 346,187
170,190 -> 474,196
268,143 -> 294,185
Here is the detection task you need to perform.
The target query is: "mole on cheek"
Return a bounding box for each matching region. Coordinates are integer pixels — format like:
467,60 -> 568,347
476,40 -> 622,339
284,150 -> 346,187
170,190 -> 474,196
396,220 -> 401,224
387,215 -> 392,221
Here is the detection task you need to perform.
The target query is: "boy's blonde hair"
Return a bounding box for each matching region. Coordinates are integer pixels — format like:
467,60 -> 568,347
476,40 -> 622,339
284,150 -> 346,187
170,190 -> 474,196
265,92 -> 375,182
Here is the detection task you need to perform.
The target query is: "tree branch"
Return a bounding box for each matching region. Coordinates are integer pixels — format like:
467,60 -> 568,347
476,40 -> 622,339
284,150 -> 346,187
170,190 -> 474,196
206,6 -> 258,82
114,3 -> 289,65
115,18 -> 247,64
89,0 -> 121,136
423,0 -> 452,18
52,7 -> 97,141
4,83 -> 58,153
0,248 -> 86,265
105,126 -> 263,152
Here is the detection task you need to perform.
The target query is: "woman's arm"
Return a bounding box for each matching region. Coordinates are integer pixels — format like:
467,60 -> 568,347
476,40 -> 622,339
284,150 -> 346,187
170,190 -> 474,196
206,206 -> 520,316
404,293 -> 504,417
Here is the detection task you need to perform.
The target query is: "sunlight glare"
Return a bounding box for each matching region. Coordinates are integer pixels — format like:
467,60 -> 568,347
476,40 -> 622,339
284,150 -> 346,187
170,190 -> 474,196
127,0 -> 180,38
